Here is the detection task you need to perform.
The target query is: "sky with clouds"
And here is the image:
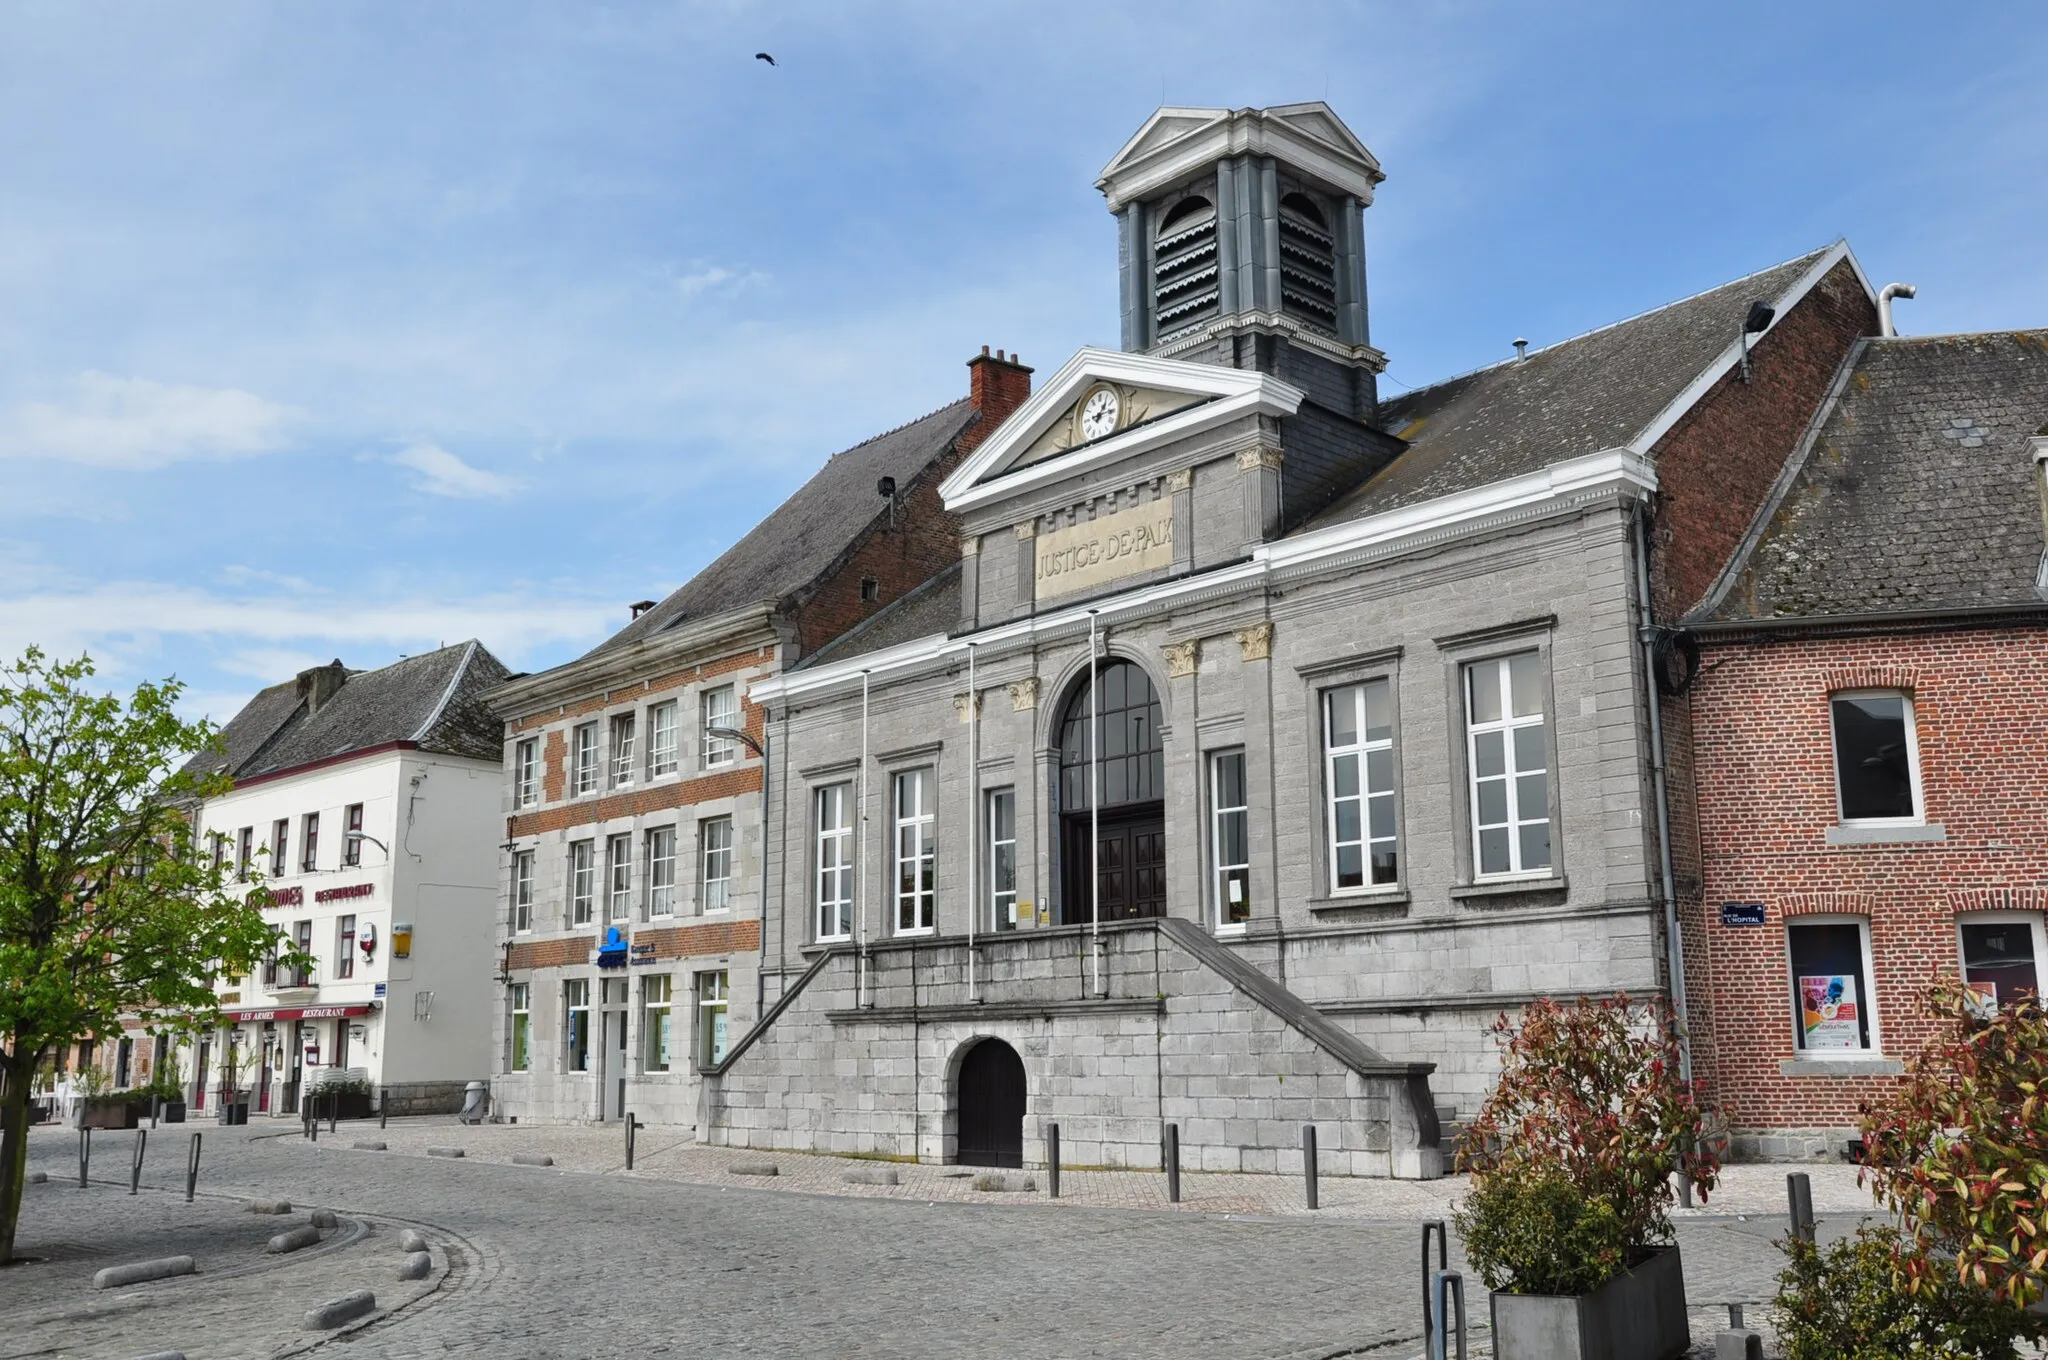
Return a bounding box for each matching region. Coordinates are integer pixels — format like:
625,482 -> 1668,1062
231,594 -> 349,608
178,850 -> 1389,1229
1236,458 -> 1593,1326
3,2 -> 2043,724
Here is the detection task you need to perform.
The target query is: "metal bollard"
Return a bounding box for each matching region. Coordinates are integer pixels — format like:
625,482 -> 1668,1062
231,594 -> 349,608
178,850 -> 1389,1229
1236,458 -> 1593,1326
150,1096 -> 160,1130
1421,1220 -> 1449,1340
1302,1124 -> 1319,1211
1429,1270 -> 1468,1360
130,1129 -> 147,1195
1165,1123 -> 1180,1204
1047,1122 -> 1061,1200
184,1132 -> 202,1202
1787,1171 -> 1815,1242
380,1095 -> 389,1130
624,1113 -> 637,1170
327,1093 -> 337,1134
78,1128 -> 90,1188
307,1102 -> 317,1142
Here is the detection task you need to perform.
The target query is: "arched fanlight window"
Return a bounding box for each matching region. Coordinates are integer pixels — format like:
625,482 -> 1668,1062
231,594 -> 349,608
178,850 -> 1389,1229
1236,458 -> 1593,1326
1278,192 -> 1338,334
1058,660 -> 1164,812
1152,196 -> 1219,341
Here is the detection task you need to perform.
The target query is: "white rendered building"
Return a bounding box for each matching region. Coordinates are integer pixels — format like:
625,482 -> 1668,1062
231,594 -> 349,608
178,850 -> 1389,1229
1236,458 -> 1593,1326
175,644 -> 510,1117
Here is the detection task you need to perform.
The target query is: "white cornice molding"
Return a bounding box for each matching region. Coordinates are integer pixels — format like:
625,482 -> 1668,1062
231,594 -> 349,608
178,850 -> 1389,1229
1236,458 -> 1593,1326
756,448 -> 1657,708
939,346 -> 1304,514
487,603 -> 780,719
1096,104 -> 1384,212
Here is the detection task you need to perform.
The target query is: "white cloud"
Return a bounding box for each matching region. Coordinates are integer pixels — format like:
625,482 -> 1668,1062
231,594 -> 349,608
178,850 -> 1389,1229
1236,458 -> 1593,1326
669,263 -> 769,297
385,441 -> 524,499
0,372 -> 299,468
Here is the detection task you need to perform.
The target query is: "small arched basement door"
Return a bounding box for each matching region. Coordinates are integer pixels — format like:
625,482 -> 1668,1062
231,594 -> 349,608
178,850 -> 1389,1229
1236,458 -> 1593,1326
956,1039 -> 1026,1168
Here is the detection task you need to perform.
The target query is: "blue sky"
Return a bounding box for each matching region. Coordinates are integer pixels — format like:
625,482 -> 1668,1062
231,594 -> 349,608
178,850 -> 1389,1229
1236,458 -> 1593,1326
4,2 -> 2044,723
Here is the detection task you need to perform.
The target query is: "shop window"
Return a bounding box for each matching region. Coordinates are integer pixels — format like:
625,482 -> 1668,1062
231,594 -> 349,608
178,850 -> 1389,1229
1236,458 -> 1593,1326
1787,919 -> 1876,1052
697,971 -> 729,1067
1465,654 -> 1551,878
1324,680 -> 1398,891
1830,692 -> 1922,822
1960,916 -> 2044,1011
1209,750 -> 1251,926
643,975 -> 672,1073
508,983 -> 530,1072
564,979 -> 590,1073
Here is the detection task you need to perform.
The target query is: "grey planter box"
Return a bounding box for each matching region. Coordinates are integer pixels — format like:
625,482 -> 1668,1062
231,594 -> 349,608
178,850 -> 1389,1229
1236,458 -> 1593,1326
1490,1246 -> 1689,1360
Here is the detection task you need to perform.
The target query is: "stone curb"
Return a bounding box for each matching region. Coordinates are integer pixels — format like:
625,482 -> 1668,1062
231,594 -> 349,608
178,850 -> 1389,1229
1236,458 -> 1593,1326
398,1250 -> 432,1281
26,1171 -> 47,1185
132,1352 -> 187,1360
728,1161 -> 779,1177
266,1224 -> 323,1254
511,1153 -> 554,1167
399,1229 -> 428,1253
973,1173 -> 1038,1193
309,1209 -> 339,1229
426,1146 -> 465,1159
842,1167 -> 900,1186
351,1140 -> 387,1151
246,1198 -> 293,1215
303,1289 -> 376,1330
92,1255 -> 197,1289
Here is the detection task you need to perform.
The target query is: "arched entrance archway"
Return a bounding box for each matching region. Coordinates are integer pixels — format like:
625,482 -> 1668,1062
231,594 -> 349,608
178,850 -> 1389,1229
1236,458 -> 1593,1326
1057,659 -> 1166,923
956,1039 -> 1026,1168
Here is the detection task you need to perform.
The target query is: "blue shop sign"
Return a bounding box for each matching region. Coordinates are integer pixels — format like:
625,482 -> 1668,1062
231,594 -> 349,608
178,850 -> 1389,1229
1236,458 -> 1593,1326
596,926 -> 630,969
1720,902 -> 1768,927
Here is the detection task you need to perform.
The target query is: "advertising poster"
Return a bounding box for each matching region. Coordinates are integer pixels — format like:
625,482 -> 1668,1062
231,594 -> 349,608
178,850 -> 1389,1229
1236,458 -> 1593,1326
1799,975 -> 1861,1049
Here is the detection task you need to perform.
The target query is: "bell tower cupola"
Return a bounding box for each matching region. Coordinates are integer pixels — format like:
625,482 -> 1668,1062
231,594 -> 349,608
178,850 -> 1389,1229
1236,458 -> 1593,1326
1097,103 -> 1386,420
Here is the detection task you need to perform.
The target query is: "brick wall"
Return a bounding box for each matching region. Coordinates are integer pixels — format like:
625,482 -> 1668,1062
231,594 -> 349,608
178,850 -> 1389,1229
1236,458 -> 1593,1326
507,936 -> 593,971
640,917 -> 762,960
1686,625 -> 2048,1137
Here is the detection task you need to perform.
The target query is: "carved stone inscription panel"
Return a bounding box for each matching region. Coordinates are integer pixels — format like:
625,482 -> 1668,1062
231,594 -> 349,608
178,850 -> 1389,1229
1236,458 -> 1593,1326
1033,501 -> 1174,601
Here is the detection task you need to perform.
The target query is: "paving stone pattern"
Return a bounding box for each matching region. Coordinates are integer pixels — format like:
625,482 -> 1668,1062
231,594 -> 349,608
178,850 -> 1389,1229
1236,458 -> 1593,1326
13,1121 -> 1886,1358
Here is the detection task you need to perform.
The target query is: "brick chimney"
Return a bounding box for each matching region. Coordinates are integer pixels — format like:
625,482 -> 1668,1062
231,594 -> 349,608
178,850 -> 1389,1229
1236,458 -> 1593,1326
296,660 -> 348,715
962,346 -> 1033,452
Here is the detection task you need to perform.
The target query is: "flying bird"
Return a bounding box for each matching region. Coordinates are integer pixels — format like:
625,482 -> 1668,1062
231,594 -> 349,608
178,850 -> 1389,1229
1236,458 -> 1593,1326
755,52 -> 775,65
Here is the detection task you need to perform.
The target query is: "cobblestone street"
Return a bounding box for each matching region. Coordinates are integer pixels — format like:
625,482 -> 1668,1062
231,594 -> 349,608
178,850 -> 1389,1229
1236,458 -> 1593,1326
6,1119 -> 1885,1359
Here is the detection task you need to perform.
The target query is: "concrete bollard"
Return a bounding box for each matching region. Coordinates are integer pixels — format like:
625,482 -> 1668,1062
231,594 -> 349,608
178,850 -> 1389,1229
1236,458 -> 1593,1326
728,1161 -> 779,1177
425,1146 -> 464,1159
309,1209 -> 339,1229
246,1198 -> 293,1214
511,1153 -> 554,1167
972,1172 -> 1037,1193
351,1140 -> 387,1151
1787,1172 -> 1816,1242
397,1250 -> 432,1281
399,1229 -> 428,1253
302,1289 -> 376,1330
1716,1331 -> 1764,1360
842,1167 -> 899,1186
267,1224 -> 322,1253
92,1255 -> 197,1289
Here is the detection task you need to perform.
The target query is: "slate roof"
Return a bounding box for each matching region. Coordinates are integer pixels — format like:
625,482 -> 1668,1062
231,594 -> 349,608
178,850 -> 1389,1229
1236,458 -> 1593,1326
584,399 -> 978,659
187,641 -> 511,782
798,563 -> 964,669
1306,247 -> 1835,528
1696,330 -> 2048,623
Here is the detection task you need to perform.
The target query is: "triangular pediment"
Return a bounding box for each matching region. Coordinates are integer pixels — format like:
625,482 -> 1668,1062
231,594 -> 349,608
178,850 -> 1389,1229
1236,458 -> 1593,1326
1096,102 -> 1383,212
939,347 -> 1304,515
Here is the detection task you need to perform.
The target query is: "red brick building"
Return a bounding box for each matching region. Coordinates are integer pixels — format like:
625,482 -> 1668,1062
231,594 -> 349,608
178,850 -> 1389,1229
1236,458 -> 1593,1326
1679,330 -> 2048,1158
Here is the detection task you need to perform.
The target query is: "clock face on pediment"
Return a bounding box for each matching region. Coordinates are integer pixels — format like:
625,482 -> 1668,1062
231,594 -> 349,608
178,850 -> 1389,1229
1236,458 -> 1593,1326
1003,381 -> 1208,474
1079,386 -> 1121,441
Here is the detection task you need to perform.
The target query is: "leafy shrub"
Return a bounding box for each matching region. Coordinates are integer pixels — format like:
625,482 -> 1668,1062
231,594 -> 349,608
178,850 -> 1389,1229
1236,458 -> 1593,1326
1455,994 -> 1718,1294
1455,1172 -> 1630,1296
1860,983 -> 2048,1313
1774,1226 -> 2039,1360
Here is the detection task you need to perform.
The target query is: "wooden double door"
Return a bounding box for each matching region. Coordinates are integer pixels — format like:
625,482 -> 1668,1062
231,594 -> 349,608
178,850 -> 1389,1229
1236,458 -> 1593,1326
1061,804 -> 1166,923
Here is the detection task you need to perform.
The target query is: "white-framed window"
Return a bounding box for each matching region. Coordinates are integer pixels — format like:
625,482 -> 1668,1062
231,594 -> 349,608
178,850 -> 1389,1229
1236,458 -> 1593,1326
513,737 -> 539,808
642,974 -> 672,1073
700,816 -> 733,913
646,826 -> 676,918
701,687 -> 738,768
1830,691 -> 1924,824
300,813 -> 319,873
610,713 -> 637,788
1209,749 -> 1251,926
343,803 -> 364,866
271,818 -> 290,876
893,768 -> 935,935
1324,680 -> 1398,890
236,826 -> 254,881
336,914 -> 357,979
606,833 -> 633,923
572,722 -> 599,796
568,839 -> 596,927
1787,917 -> 1879,1053
986,787 -> 1018,931
564,978 -> 590,1072
508,982 -> 530,1072
512,849 -> 535,933
1958,913 -> 2045,1011
697,970 -> 729,1067
1465,654 -> 1551,879
814,783 -> 854,942
647,701 -> 679,778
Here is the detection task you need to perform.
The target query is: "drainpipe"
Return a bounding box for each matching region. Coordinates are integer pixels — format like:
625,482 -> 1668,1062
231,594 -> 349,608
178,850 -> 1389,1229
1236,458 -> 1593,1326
1088,611 -> 1104,998
966,643 -> 980,1003
754,714 -> 772,1018
1634,506 -> 1692,1086
1877,282 -> 1916,338
859,670 -> 872,1009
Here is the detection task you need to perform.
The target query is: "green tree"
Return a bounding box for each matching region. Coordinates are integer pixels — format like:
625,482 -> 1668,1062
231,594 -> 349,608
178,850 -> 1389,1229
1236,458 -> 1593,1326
0,648 -> 288,1262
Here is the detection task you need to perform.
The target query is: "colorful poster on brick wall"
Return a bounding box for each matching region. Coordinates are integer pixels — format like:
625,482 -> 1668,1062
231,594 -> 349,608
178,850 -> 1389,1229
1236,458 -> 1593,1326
1799,975 -> 1861,1049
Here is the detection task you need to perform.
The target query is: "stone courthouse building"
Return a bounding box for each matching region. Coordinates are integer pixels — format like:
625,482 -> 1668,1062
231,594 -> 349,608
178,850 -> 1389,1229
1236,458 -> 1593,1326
496,102 -> 1918,1171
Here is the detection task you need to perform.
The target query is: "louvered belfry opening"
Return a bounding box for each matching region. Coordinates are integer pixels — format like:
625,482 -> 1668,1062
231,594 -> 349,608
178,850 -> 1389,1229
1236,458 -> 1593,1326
1278,192 -> 1338,335
1152,196 -> 1220,342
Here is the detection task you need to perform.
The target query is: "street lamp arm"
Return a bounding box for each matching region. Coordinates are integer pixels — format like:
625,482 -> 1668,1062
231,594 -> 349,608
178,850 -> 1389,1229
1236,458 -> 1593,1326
345,830 -> 390,854
704,725 -> 766,760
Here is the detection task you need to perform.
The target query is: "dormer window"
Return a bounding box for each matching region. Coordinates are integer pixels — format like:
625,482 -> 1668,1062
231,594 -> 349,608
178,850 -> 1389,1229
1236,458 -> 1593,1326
1153,197 -> 1219,341
1278,193 -> 1337,334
